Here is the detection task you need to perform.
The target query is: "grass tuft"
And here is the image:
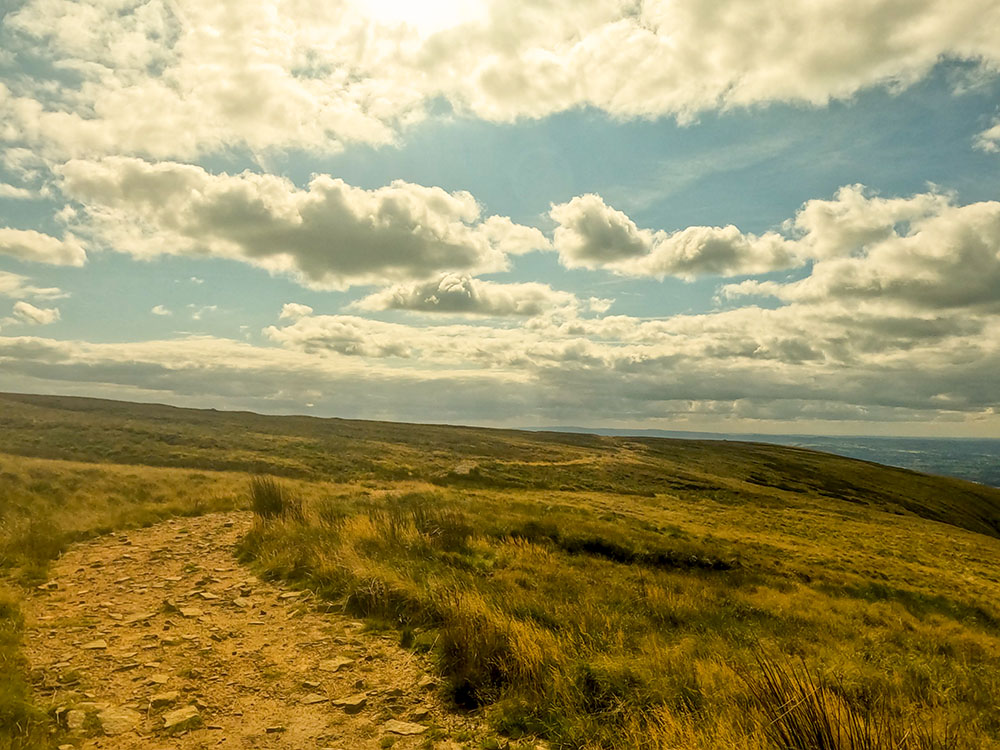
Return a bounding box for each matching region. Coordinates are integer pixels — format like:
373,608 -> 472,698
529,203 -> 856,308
249,475 -> 303,521
742,651 -> 964,750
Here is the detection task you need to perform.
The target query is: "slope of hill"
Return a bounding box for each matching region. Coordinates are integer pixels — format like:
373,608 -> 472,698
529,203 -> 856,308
2,391 -> 999,540
1,392 -> 1000,749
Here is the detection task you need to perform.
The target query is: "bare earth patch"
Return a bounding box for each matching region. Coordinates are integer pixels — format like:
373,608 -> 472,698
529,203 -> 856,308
23,512 -> 488,749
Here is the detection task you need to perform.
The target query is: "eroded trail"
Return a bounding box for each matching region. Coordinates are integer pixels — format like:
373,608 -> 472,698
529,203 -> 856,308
24,512 -> 483,749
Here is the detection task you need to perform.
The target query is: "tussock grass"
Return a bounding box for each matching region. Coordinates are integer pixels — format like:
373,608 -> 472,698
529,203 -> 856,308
743,651 -> 961,750
241,483 -> 1000,749
249,474 -> 303,521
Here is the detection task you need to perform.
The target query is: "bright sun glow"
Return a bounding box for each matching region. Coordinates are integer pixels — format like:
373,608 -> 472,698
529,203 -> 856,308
354,0 -> 489,35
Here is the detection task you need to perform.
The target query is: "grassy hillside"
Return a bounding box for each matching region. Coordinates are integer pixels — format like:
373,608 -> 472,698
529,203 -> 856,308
2,391 -> 999,539
1,393 -> 999,748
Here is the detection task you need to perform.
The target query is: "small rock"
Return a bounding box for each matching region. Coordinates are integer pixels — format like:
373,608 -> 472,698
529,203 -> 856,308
385,688 -> 404,697
124,612 -> 156,625
319,657 -> 355,672
411,708 -> 430,721
80,639 -> 108,650
302,680 -> 322,690
179,607 -> 203,618
37,580 -> 59,591
98,706 -> 142,736
301,693 -> 328,705
265,726 -> 286,733
150,691 -> 180,709
278,591 -> 302,600
147,673 -> 170,685
66,708 -> 86,730
163,705 -> 202,732
332,693 -> 367,714
417,675 -> 437,691
382,719 -> 426,736
232,597 -> 250,608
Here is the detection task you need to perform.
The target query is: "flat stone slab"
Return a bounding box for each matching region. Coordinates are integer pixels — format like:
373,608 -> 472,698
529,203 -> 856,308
301,693 -> 328,705
163,705 -> 202,732
150,690 -> 180,708
332,693 -> 367,714
124,611 -> 156,624
98,706 -> 142,736
383,719 -> 427,735
319,656 -> 355,672
80,639 -> 108,650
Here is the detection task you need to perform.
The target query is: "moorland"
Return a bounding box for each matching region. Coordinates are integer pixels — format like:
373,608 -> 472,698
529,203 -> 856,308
1,391 -> 999,749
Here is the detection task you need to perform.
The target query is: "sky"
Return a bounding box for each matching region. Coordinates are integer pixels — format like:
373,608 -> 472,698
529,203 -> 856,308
0,0 -> 999,437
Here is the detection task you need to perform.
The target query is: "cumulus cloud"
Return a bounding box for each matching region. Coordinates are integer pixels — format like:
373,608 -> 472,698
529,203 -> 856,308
58,157 -> 545,289
549,185 -> 1000,294
550,193 -> 796,279
279,303 -> 314,321
2,0 -> 999,159
0,227 -> 87,265
9,301 -> 61,325
0,271 -> 66,300
723,188 -> 1000,311
151,305 -> 171,316
352,274 -> 580,316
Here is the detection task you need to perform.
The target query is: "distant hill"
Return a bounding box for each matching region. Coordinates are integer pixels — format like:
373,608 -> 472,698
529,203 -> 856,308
2,391 -> 999,540
538,426 -> 1000,488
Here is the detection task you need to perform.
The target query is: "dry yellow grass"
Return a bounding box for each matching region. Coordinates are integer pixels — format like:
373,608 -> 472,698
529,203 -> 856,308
1,394 -> 999,749
240,481 -> 1000,749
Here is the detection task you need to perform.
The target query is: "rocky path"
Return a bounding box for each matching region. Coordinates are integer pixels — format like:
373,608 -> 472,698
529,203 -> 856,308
24,512 -> 489,750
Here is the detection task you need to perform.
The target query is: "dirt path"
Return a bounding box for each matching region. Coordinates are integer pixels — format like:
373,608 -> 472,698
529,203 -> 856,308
24,512 -> 490,750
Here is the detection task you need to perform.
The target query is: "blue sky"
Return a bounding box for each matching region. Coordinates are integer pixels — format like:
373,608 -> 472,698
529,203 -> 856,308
1,0 -> 999,436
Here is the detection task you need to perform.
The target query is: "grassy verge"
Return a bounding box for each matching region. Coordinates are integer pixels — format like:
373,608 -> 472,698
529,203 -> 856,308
0,454 -> 245,750
239,483 -> 1000,750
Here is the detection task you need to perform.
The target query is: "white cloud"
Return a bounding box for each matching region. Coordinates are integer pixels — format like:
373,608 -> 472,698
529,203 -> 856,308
151,305 -> 172,316
352,273 -> 580,316
10,300 -> 61,325
0,183 -> 34,199
587,297 -> 613,314
279,303 -> 314,321
3,0 -> 999,159
0,227 -> 87,265
58,157 -> 544,289
265,316 -> 416,358
975,118 -> 1000,152
550,193 -> 796,279
549,185 -> 1000,296
1,295 -> 996,433
188,304 -> 218,321
723,189 -> 1000,311
0,271 -> 67,300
